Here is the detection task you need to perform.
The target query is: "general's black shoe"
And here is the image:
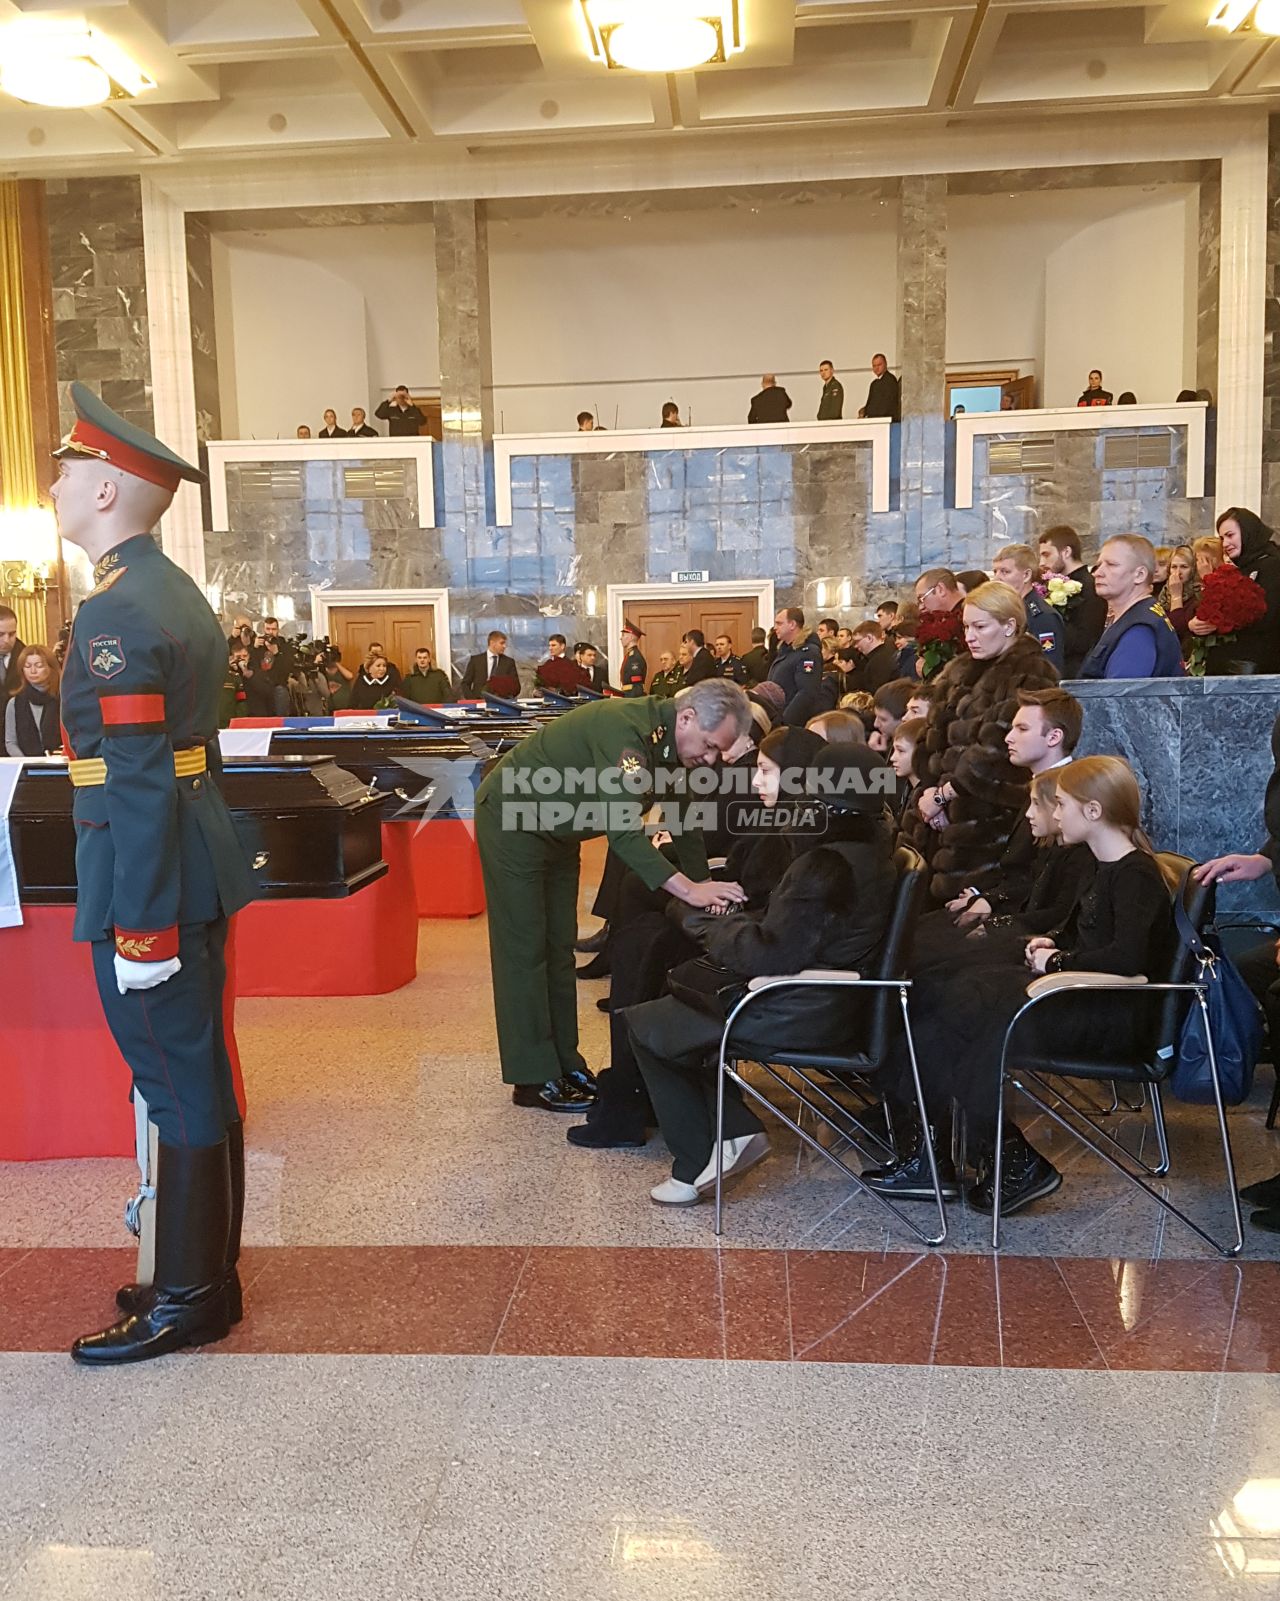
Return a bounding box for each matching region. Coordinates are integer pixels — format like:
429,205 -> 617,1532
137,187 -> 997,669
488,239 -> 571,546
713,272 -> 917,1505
861,1133 -> 960,1201
968,1134 -> 1062,1216
574,926 -> 609,954
1240,1171 -> 1280,1207
512,1078 -> 595,1112
576,953 -> 611,980
565,1066 -> 598,1097
1250,1205 -> 1280,1234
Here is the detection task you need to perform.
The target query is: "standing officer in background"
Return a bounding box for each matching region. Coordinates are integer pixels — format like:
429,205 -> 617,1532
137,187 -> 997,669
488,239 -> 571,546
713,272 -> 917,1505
51,383 -> 256,1365
618,621 -> 648,697
475,680 -> 752,1111
817,360 -> 844,420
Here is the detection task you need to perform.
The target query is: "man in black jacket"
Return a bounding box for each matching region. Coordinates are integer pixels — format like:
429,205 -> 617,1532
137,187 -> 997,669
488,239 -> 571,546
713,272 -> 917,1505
461,630 -> 520,697
747,375 -> 791,424
374,385 -> 426,437
681,630 -> 716,686
847,621 -> 899,694
1038,526 -> 1107,677
741,627 -> 770,687
859,354 -> 901,422
349,407 -> 378,438
767,607 -> 824,724
0,608 -> 24,733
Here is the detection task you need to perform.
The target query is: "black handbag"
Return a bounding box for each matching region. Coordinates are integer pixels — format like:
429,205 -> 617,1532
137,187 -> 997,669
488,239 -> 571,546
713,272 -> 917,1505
666,955 -> 747,1020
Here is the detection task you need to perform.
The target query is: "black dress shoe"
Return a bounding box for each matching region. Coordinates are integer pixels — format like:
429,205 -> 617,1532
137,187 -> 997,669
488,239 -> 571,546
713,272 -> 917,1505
861,1131 -> 960,1201
512,1078 -> 596,1112
565,1066 -> 598,1096
1250,1205 -> 1280,1233
576,953 -> 611,981
567,1117 -> 647,1149
117,1268 -> 244,1326
1240,1172 -> 1280,1208
74,1286 -> 232,1366
574,926 -> 609,954
968,1133 -> 1062,1216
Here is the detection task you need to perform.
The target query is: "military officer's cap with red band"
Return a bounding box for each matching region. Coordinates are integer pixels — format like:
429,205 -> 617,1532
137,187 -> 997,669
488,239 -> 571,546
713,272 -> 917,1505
53,381 -> 205,491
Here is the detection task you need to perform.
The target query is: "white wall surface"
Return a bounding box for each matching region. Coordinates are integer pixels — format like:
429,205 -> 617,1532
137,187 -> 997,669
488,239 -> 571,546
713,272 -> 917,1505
210,223 -> 438,440
485,199 -> 901,433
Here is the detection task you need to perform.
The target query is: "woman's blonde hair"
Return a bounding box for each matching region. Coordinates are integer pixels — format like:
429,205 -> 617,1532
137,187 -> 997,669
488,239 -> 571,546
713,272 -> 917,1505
16,643 -> 59,696
1056,756 -> 1179,889
837,690 -> 875,716
1192,534 -> 1225,575
806,708 -> 865,744
1157,543 -> 1200,611
962,581 -> 1027,632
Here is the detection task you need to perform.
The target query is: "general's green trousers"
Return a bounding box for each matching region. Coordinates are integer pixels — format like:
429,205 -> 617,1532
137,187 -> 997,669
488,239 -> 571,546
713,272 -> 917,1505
475,794 -> 589,1086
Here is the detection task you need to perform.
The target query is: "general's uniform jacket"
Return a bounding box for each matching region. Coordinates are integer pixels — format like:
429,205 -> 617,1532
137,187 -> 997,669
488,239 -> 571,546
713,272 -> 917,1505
60,534 -> 255,961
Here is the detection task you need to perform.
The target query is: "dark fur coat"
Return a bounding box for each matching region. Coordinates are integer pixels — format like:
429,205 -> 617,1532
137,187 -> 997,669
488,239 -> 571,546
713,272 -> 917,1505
901,633 -> 1059,901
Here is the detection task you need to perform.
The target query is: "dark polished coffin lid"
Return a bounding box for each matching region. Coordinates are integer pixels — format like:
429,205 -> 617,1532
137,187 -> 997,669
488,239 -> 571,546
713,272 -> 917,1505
264,728 -> 499,813
9,755 -> 387,905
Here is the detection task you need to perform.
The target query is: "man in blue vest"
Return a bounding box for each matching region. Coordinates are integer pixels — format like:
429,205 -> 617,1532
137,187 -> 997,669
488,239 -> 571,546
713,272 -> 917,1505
1079,535 -> 1185,680
992,543 -> 1065,674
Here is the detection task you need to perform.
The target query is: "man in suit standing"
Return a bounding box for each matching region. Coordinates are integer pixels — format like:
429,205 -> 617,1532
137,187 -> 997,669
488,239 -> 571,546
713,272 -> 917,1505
1038,526 -> 1107,677
461,630 -> 521,697
375,385 -> 426,437
681,629 -> 716,685
576,643 -> 608,694
0,605 -> 24,735
349,407 -> 378,438
847,621 -> 899,693
859,354 -> 901,422
747,375 -> 791,424
741,626 -> 770,687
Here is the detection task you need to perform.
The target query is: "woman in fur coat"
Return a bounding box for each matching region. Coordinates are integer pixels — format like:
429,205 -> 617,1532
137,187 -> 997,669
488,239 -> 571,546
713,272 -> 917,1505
900,582 -> 1060,902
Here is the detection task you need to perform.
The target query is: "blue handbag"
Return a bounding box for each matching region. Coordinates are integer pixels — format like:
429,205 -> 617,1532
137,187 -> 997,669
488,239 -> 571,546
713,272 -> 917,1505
1168,897 -> 1264,1106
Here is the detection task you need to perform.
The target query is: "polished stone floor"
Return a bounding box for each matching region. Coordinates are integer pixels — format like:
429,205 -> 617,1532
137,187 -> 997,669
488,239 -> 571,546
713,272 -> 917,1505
6,847 -> 1280,1599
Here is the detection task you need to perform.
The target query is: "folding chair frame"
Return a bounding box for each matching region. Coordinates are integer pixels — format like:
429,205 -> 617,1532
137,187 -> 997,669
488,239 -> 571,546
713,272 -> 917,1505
712,975 -> 947,1248
992,980 -> 1243,1258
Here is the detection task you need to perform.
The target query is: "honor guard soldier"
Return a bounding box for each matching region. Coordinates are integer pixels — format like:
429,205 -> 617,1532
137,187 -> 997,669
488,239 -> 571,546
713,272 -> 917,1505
51,382 -> 256,1365
618,621 -> 647,697
475,680 -> 753,1111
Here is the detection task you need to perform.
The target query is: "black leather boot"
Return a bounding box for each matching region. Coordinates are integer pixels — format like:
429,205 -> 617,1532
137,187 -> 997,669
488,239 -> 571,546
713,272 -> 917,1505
574,925 -> 609,954
861,1126 -> 960,1200
576,952 -> 612,980
968,1127 -> 1062,1215
566,1071 -> 649,1148
73,1139 -> 233,1366
1239,1170 -> 1280,1208
116,1119 -> 245,1324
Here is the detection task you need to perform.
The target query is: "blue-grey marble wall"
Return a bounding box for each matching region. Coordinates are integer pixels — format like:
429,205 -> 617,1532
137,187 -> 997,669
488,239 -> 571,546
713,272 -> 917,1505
1071,675 -> 1280,924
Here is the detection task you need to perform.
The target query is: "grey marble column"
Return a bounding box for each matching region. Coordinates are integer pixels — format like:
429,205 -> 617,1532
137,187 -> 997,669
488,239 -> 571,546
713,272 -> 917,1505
434,199 -> 493,537
897,174 -> 947,575
1197,165 -> 1220,401
1262,117 -> 1280,528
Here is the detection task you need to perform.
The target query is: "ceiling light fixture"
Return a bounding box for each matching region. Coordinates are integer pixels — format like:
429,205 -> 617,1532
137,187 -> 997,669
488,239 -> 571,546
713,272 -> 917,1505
580,1 -> 744,73
1207,0 -> 1280,31
0,20 -> 155,110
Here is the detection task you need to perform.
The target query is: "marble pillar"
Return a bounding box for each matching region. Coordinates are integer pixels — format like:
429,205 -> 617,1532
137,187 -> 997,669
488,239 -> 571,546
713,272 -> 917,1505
897,175 -> 947,577
1216,122 -> 1268,515
434,200 -> 493,540
1262,116 -> 1280,530
1197,165 -> 1220,402
184,214 -> 222,446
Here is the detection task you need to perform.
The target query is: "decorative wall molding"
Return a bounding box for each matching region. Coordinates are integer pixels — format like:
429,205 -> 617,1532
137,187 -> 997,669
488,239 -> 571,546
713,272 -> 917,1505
206,438 -> 437,532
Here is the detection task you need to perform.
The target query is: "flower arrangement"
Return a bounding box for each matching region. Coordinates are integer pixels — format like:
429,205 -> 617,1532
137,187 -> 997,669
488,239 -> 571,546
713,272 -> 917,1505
1044,575 -> 1082,611
1185,562 -> 1268,677
916,606 -> 967,679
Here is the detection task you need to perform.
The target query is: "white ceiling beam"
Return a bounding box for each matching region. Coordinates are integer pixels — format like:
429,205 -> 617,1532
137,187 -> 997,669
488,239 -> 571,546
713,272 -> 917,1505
927,6 -> 979,111
946,0 -> 1007,110
648,76 -> 677,131
1218,39 -> 1278,95
672,71 -> 701,127
363,45 -> 440,139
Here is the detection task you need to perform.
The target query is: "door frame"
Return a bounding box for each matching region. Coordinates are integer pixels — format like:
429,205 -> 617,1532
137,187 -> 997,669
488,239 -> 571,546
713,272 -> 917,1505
309,586 -> 454,675
605,580 -> 776,661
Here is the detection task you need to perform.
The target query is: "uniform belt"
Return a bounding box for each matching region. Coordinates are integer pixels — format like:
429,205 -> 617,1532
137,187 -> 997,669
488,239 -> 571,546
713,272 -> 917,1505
68,748 -> 208,788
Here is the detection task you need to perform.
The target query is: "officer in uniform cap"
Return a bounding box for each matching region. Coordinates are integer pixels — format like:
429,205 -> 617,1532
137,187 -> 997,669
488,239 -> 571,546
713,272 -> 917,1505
618,622 -> 647,697
475,680 -> 753,1111
51,382 -> 256,1365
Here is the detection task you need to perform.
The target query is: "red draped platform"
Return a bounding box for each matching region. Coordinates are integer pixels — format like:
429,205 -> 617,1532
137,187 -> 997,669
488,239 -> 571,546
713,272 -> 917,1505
233,822 -> 418,997
0,912 -> 245,1162
402,819 -> 485,918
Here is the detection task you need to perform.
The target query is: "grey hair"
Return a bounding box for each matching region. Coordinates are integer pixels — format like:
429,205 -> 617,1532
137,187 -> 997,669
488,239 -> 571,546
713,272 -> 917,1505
675,677 -> 752,734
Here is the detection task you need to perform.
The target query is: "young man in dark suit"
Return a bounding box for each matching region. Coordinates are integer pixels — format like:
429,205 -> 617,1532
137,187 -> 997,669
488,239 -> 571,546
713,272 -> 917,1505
460,630 -> 521,697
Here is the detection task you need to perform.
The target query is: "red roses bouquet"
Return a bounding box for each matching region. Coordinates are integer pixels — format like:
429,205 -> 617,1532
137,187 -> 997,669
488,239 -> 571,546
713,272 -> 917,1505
916,607 -> 967,679
1186,561 -> 1268,677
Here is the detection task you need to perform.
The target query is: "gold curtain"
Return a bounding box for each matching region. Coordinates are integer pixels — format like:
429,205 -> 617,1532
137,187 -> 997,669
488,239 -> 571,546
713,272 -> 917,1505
0,179 -> 38,511
0,591 -> 44,642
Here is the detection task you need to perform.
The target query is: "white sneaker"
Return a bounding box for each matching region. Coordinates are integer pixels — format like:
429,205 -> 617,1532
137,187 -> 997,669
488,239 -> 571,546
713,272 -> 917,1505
650,1177 -> 701,1207
693,1132 -> 771,1193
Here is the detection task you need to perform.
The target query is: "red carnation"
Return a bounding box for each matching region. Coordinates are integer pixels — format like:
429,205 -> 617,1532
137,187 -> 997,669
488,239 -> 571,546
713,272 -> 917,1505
1186,561 -> 1268,676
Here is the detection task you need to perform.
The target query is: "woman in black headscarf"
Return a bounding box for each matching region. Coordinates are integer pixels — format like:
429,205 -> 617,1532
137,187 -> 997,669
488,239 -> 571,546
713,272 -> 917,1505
1186,507 -> 1280,673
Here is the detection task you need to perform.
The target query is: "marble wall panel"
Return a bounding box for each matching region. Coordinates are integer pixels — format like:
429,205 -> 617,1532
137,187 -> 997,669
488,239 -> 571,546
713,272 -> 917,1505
45,176 -> 153,437
1198,166 -> 1221,401
1262,115 -> 1280,529
185,214 -> 222,444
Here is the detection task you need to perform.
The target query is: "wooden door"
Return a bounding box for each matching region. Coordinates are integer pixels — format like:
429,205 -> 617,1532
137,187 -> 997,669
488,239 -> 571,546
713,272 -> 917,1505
624,594 -> 761,687
1005,375 -> 1037,411
327,604 -> 436,674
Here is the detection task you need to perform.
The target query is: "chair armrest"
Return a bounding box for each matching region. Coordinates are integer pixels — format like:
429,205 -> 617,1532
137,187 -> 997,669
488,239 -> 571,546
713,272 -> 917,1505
1026,971 -> 1148,1000
747,968 -> 861,991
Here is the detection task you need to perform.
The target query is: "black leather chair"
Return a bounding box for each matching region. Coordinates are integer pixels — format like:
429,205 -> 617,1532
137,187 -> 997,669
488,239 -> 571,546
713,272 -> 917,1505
990,854 -> 1243,1257
711,845 -> 947,1247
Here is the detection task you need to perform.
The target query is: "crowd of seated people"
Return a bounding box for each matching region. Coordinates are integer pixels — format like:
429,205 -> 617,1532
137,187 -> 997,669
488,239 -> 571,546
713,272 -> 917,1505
557,507 -> 1280,1225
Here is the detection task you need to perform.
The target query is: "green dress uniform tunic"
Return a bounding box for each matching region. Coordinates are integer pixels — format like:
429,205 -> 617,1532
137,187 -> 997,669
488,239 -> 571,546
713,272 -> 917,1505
475,695 -> 708,1085
619,644 -> 648,697
61,533 -> 256,1147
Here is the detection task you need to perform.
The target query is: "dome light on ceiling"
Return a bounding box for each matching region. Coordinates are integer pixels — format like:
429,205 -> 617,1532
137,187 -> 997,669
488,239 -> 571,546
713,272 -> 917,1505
580,1 -> 744,73
1208,0 -> 1280,32
0,20 -> 154,110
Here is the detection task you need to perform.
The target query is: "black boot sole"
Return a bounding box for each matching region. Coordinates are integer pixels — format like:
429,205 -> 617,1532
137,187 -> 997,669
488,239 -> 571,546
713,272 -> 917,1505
861,1177 -> 960,1202
968,1166 -> 1063,1216
1240,1179 -> 1280,1207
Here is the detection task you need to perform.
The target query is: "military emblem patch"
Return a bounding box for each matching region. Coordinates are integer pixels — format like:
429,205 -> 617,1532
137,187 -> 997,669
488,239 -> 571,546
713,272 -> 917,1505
618,748 -> 646,775
89,635 -> 127,679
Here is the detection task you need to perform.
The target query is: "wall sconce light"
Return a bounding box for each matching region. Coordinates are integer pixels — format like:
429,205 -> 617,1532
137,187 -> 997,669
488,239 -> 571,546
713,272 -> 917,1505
0,506 -> 57,594
839,578 -> 853,609
815,581 -> 829,610
585,587 -> 599,617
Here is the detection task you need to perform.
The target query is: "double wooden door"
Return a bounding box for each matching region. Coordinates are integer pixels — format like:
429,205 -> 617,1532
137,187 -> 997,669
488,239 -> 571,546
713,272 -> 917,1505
623,595 -> 760,683
327,604 -> 437,672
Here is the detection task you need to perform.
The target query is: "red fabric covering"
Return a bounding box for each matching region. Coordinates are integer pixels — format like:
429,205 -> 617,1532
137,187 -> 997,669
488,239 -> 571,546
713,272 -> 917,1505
234,823 -> 417,996
0,910 -> 245,1162
401,818 -> 485,918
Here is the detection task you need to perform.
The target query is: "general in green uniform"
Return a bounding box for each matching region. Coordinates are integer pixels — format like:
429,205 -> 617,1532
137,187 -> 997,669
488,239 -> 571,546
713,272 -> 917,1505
476,682 -> 752,1110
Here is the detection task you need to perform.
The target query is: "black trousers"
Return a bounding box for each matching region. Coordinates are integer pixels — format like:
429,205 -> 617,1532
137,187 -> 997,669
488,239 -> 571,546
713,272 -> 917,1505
90,917 -> 238,1148
626,996 -> 764,1182
1234,939 -> 1280,1056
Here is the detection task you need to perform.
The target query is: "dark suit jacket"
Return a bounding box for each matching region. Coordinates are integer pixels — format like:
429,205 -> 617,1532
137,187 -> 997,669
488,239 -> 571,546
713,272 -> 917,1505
682,648 -> 716,686
460,651 -> 520,697
849,641 -> 898,695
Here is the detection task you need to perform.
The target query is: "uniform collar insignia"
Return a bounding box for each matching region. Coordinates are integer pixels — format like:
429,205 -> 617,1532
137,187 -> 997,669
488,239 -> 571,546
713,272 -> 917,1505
92,548 -> 122,584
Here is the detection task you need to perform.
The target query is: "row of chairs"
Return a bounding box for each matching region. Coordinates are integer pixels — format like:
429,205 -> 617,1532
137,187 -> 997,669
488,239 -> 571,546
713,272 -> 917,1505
711,846 -> 1245,1258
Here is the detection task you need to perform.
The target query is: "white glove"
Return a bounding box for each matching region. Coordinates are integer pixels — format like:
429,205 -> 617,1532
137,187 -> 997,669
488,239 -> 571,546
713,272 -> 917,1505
115,954 -> 182,995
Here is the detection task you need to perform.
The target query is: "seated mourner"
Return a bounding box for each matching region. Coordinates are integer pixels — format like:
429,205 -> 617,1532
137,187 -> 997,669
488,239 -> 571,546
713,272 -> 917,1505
622,743 -> 897,1205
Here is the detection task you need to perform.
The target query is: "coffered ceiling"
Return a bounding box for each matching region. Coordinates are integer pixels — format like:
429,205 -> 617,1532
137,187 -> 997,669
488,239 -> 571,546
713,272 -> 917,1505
0,0 -> 1274,173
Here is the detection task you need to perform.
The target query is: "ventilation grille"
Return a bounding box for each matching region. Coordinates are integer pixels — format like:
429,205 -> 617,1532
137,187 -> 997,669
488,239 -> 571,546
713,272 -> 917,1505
342,464 -> 409,499
988,439 -> 1056,476
1102,432 -> 1173,471
229,464 -> 303,501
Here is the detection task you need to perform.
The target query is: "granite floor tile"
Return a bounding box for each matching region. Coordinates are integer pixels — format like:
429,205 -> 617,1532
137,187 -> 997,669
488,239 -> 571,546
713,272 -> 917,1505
992,1254 -> 1108,1369
0,1249 -> 134,1353
1054,1256 -> 1248,1371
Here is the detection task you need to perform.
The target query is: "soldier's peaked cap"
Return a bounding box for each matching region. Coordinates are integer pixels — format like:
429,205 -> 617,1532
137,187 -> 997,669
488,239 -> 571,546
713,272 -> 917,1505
622,620 -> 645,637
53,381 -> 205,491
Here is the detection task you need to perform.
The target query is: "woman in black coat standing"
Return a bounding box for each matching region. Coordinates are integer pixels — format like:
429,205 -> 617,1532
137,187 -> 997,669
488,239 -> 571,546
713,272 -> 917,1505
900,582 -> 1060,902
1185,507 -> 1280,674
